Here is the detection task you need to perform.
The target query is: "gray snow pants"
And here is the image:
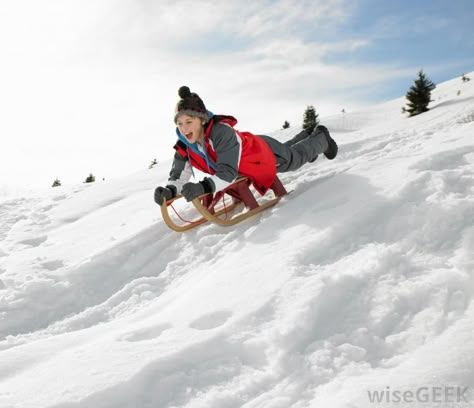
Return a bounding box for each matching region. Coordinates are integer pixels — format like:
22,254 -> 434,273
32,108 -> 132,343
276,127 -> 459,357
259,128 -> 329,173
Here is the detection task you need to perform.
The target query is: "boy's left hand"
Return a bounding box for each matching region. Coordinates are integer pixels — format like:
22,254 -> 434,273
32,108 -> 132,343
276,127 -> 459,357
181,178 -> 215,202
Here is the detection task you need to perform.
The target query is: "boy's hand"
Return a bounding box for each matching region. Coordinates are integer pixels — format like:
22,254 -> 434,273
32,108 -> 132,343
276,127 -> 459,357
181,178 -> 215,202
154,185 -> 177,205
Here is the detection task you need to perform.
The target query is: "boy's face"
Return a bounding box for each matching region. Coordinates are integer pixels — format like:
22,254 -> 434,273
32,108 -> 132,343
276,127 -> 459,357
176,114 -> 204,144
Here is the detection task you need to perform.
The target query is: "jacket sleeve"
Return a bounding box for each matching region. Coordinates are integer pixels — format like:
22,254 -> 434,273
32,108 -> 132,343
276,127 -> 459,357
167,151 -> 192,193
208,123 -> 241,191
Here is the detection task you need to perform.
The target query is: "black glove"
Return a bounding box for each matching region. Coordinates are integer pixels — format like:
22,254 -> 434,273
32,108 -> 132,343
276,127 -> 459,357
154,185 -> 177,205
181,178 -> 215,202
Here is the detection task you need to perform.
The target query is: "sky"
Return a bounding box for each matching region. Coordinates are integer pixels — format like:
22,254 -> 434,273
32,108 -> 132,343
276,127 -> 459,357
1,0 -> 473,190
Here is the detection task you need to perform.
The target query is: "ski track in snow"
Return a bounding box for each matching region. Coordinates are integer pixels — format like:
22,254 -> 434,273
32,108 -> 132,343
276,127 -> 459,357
0,74 -> 474,408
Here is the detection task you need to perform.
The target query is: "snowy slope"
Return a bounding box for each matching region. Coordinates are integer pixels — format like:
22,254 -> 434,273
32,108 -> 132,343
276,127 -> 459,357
1,73 -> 473,408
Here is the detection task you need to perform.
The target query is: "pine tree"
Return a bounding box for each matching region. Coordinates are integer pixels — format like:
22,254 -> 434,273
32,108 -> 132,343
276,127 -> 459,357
52,178 -> 61,187
302,105 -> 319,133
462,74 -> 471,82
404,70 -> 436,117
282,120 -> 290,129
84,173 -> 95,183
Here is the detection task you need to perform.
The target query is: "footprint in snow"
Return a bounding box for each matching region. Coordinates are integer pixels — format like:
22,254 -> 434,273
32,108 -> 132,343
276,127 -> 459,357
18,235 -> 48,247
119,323 -> 173,342
52,194 -> 67,202
189,310 -> 232,330
38,204 -> 55,212
41,259 -> 65,271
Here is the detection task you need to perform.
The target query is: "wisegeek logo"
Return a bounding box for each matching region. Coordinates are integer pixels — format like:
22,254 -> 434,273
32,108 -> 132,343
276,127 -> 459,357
367,386 -> 470,404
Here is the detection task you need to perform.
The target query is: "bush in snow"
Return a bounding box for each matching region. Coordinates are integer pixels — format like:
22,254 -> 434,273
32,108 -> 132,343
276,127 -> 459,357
282,120 -> 290,129
52,178 -> 61,187
404,70 -> 436,117
149,158 -> 158,169
84,173 -> 96,183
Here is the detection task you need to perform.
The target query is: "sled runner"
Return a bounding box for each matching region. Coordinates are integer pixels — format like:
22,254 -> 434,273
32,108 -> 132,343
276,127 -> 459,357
161,176 -> 288,232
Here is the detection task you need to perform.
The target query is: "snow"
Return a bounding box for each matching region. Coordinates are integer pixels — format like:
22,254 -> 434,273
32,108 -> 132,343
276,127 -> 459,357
1,73 -> 474,408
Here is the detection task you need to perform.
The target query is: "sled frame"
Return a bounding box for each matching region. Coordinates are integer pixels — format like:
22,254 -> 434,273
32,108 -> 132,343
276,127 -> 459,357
160,193 -> 241,232
161,176 -> 288,231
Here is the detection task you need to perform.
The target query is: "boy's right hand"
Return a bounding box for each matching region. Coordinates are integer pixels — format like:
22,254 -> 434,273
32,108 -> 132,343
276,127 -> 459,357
154,185 -> 177,205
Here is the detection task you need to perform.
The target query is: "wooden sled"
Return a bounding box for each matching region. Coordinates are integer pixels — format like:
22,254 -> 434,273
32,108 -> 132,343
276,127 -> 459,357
161,176 -> 288,231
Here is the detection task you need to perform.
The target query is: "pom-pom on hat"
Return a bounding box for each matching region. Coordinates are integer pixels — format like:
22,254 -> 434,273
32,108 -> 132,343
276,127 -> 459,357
174,86 -> 209,124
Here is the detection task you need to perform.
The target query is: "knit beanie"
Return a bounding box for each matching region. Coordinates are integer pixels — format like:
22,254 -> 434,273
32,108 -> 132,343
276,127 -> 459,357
174,86 -> 209,123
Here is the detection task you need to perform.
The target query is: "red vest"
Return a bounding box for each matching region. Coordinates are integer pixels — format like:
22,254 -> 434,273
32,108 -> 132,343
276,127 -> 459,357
174,115 -> 276,194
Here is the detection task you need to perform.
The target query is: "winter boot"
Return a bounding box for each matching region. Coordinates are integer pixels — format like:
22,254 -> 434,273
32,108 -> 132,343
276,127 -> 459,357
312,125 -> 338,160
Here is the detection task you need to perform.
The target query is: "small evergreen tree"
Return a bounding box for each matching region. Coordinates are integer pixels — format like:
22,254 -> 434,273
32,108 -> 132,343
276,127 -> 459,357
84,173 -> 95,183
282,120 -> 290,129
462,74 -> 471,83
149,158 -> 158,169
52,178 -> 61,187
404,70 -> 436,117
302,105 -> 319,133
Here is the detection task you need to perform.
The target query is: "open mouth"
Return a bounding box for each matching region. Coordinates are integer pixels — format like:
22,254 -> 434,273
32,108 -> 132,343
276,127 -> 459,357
185,132 -> 193,140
